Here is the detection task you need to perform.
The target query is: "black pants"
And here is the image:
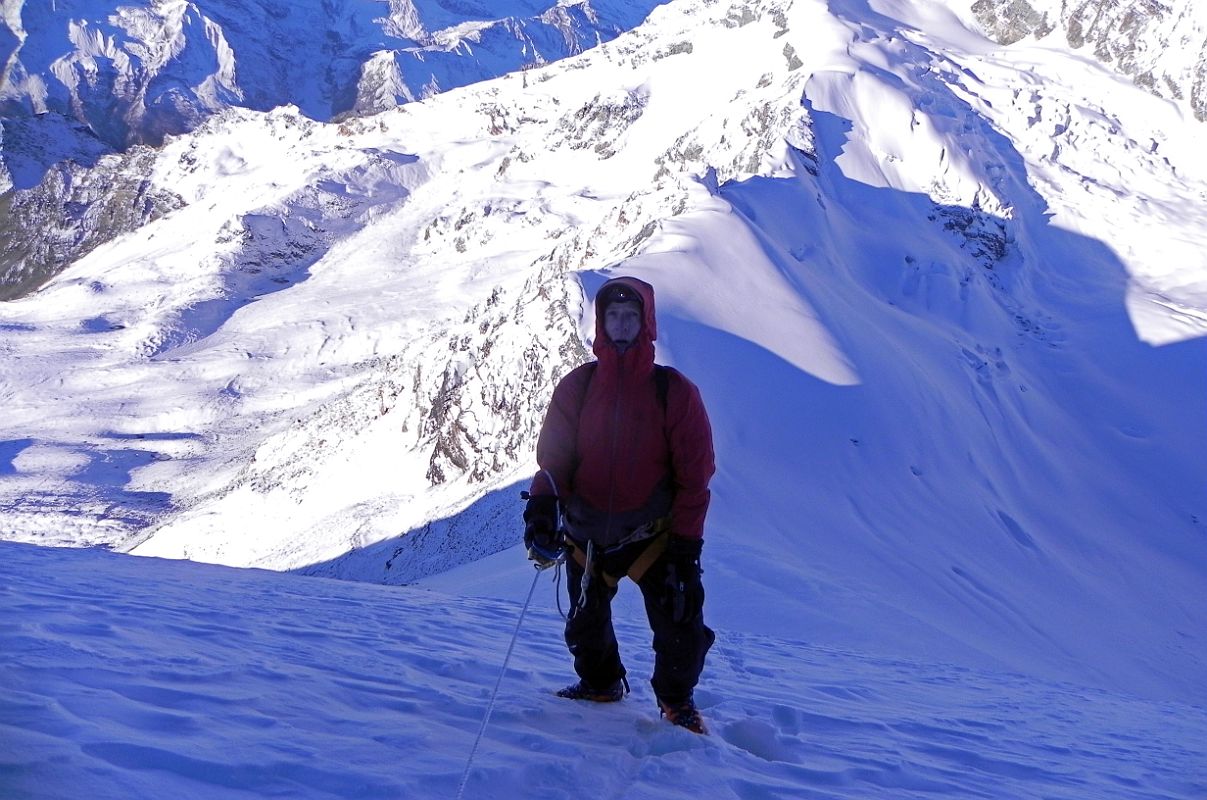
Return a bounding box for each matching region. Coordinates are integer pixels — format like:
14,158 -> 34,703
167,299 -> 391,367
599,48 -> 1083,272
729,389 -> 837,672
564,544 -> 715,704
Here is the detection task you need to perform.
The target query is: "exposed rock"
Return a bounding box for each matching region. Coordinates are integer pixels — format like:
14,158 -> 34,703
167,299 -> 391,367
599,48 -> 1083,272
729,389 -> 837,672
972,0 -> 1207,121
0,148 -> 183,301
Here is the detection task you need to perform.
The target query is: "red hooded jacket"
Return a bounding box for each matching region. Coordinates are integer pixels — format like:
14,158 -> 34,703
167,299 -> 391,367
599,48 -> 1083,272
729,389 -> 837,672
530,277 -> 715,541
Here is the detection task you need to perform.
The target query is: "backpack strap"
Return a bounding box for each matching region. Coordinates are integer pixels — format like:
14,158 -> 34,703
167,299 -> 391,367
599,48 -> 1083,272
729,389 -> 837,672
654,364 -> 670,413
579,362 -> 669,413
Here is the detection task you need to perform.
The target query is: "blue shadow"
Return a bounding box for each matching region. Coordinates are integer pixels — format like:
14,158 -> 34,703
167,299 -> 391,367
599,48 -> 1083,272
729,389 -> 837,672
0,439 -> 35,476
294,482 -> 527,586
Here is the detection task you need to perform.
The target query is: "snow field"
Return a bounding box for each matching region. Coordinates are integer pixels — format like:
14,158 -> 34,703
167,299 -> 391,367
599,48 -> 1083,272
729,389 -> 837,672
3,542 -> 1204,800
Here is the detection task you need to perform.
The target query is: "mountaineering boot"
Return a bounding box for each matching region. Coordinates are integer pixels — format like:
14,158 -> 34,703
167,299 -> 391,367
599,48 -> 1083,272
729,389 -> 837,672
658,696 -> 707,735
556,677 -> 629,703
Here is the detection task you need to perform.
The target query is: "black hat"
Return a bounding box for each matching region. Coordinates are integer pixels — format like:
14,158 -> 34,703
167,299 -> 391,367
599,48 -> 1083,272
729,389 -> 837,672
599,282 -> 642,307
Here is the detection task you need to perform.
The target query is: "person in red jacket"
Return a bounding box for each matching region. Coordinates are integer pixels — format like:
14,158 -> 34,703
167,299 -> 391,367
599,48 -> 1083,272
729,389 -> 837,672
523,275 -> 716,734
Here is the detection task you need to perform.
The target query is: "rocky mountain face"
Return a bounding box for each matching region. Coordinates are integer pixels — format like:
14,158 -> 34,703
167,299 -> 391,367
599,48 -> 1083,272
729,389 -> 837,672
972,0 -> 1207,121
0,0 -> 667,151
0,143 -> 182,301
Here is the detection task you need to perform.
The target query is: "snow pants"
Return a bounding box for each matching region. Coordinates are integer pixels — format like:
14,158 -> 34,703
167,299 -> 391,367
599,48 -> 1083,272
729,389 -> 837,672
564,543 -> 715,705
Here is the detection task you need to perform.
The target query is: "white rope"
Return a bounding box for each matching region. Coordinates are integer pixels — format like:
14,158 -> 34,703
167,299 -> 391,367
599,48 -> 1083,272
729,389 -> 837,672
454,568 -> 543,800
576,539 -> 594,612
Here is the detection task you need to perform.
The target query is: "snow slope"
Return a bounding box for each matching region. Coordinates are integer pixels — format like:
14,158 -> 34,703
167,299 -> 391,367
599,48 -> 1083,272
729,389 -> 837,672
3,541 -> 1205,800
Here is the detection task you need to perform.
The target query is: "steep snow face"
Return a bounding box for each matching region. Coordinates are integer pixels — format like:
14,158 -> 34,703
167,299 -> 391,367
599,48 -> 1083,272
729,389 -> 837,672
972,0 -> 1207,121
0,0 -> 1205,707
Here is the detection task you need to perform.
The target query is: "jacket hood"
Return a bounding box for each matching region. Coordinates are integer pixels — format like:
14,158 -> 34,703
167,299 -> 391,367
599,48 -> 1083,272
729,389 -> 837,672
593,276 -> 657,369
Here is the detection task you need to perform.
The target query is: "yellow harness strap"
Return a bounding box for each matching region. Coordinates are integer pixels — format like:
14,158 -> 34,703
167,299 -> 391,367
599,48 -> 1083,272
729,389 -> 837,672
569,528 -> 671,588
624,530 -> 670,584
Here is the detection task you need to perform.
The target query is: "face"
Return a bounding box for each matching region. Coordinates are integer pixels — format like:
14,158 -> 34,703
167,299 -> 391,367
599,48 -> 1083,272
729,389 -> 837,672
604,301 -> 642,352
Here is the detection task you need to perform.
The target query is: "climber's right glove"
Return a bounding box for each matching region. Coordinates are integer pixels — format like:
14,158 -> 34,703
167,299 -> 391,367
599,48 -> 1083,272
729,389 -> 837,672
522,493 -> 563,567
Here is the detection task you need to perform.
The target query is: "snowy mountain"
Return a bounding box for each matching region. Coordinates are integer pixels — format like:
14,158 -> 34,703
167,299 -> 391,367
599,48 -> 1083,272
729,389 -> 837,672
0,0 -> 670,294
1,0 -> 1206,776
4,0 -> 1205,297
0,0 -> 669,149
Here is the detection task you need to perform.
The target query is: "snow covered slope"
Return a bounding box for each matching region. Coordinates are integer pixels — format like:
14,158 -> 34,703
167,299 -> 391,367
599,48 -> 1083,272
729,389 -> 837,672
1,0 -> 1205,717
3,541 -> 1204,800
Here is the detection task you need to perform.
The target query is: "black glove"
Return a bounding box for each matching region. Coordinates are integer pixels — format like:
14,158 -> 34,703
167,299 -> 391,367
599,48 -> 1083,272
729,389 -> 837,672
522,494 -> 562,561
662,535 -> 704,624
